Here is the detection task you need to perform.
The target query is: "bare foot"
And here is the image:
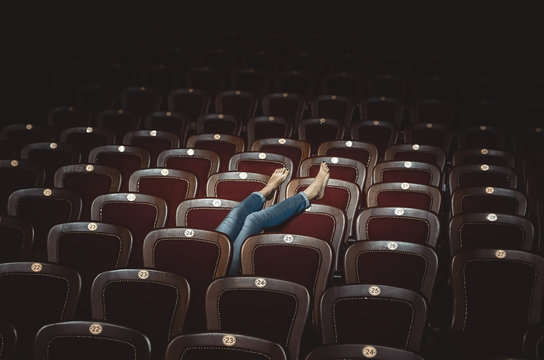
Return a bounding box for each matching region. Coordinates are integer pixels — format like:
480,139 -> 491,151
259,167 -> 289,198
303,162 -> 330,200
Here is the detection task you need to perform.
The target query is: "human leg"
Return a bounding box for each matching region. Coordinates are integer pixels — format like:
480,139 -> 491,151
214,167 -> 289,241
228,162 -> 330,275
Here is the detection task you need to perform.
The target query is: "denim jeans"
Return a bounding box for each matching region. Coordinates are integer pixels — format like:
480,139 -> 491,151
215,191 -> 311,275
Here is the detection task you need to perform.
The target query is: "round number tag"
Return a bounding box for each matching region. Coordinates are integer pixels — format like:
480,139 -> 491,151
212,199 -> 222,207
89,323 -> 103,335
43,189 -> 52,196
394,208 -> 404,216
368,286 -> 381,296
86,165 -> 94,172
138,270 -> 150,279
283,234 -> 294,243
127,193 -> 136,201
31,263 -> 43,272
485,187 -> 494,194
222,334 -> 236,346
184,229 -> 195,237
495,250 -> 506,259
255,278 -> 267,288
487,213 -> 497,222
88,222 -> 98,231
387,242 -> 398,250
362,345 -> 377,358
187,149 -> 195,156
118,145 -> 126,152
239,172 -> 248,179
401,182 -> 410,190
161,169 -> 169,176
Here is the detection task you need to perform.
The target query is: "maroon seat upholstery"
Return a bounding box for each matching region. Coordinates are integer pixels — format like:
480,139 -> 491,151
186,133 -> 244,172
251,138 -> 311,174
143,227 -> 230,332
34,321 -> 152,360
366,182 -> 442,213
60,126 -> 117,161
176,198 -> 239,231
91,269 -> 190,360
206,276 -> 310,360
450,186 -> 528,217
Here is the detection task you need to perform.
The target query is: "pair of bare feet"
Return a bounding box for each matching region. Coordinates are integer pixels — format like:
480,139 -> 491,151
259,162 -> 330,201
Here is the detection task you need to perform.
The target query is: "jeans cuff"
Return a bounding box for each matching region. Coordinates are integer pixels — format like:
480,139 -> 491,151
252,191 -> 267,204
299,192 -> 311,209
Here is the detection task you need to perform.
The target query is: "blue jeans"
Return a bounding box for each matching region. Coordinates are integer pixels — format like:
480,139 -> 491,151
215,191 -> 311,275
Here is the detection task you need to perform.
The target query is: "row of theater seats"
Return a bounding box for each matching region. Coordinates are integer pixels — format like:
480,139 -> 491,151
1,124 -> 544,358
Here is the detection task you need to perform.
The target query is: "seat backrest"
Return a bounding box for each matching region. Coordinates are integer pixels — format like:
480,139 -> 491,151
304,344 -> 425,360
123,130 -> 181,166
246,116 -> 293,148
20,142 -> 81,187
299,155 -> 367,195
59,126 -> 117,161
206,276 -> 310,360
403,122 -> 452,153
90,193 -> 167,267
0,159 -> 45,215
267,204 -> 346,270
7,187 -> 82,260
448,164 -> 518,195
119,86 -> 162,118
366,182 -> 442,213
0,215 -> 34,262
167,88 -> 211,124
143,227 -> 231,332
47,106 -> 91,140
385,143 -> 446,172
129,168 -> 197,227
176,198 -> 240,231
196,114 -> 242,136
317,140 -> 378,192
456,124 -> 507,150
297,118 -> 345,155
88,145 -> 151,192
350,120 -> 399,159
228,152 -> 294,199
344,240 -> 438,303
34,321 -> 152,360
452,148 -> 515,168
186,133 -> 245,172
359,96 -> 404,126
165,332 -> 287,360
310,94 -> 355,129
450,249 -> 544,357
262,92 -> 306,129
283,177 -> 360,242
450,186 -> 528,217
373,160 -> 442,187
54,164 -> 122,221
355,207 -> 441,248
214,90 -> 259,126
319,284 -> 427,352
91,269 -> 190,360
448,212 -> 535,256
143,111 -> 190,143
96,109 -> 139,142
206,171 -> 274,206
250,138 -> 311,174
0,262 -> 81,359
47,221 -> 132,318
241,233 -> 333,328
157,148 -> 220,198
0,123 -> 54,155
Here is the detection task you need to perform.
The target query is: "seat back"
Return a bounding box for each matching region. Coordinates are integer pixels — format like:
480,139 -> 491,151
355,207 -> 441,248
54,164 -> 121,221
450,186 -> 528,217
0,159 -> 45,215
7,187 -> 82,260
207,172 -> 274,206
143,111 -> 190,143
123,130 -> 181,166
90,193 -> 167,267
344,240 -> 438,302
186,134 -> 245,172
34,321 -> 152,360
350,120 -> 398,160
299,155 -> 367,194
450,249 -> 544,357
143,227 -> 231,332
47,221 -> 132,318
297,118 -> 345,155
385,143 -> 446,172
373,160 -> 442,187
319,284 -> 427,352
448,164 -> 518,195
157,148 -> 220,198
0,262 -> 81,359
206,276 -> 310,360
91,269 -> 190,360
246,116 -> 293,148
366,182 -> 442,213
241,233 -> 333,327
88,145 -> 151,192
251,138 -> 311,174
129,168 -> 197,227
165,332 -> 287,360
304,344 -> 424,360
59,126 -> 117,163
176,198 -> 239,230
